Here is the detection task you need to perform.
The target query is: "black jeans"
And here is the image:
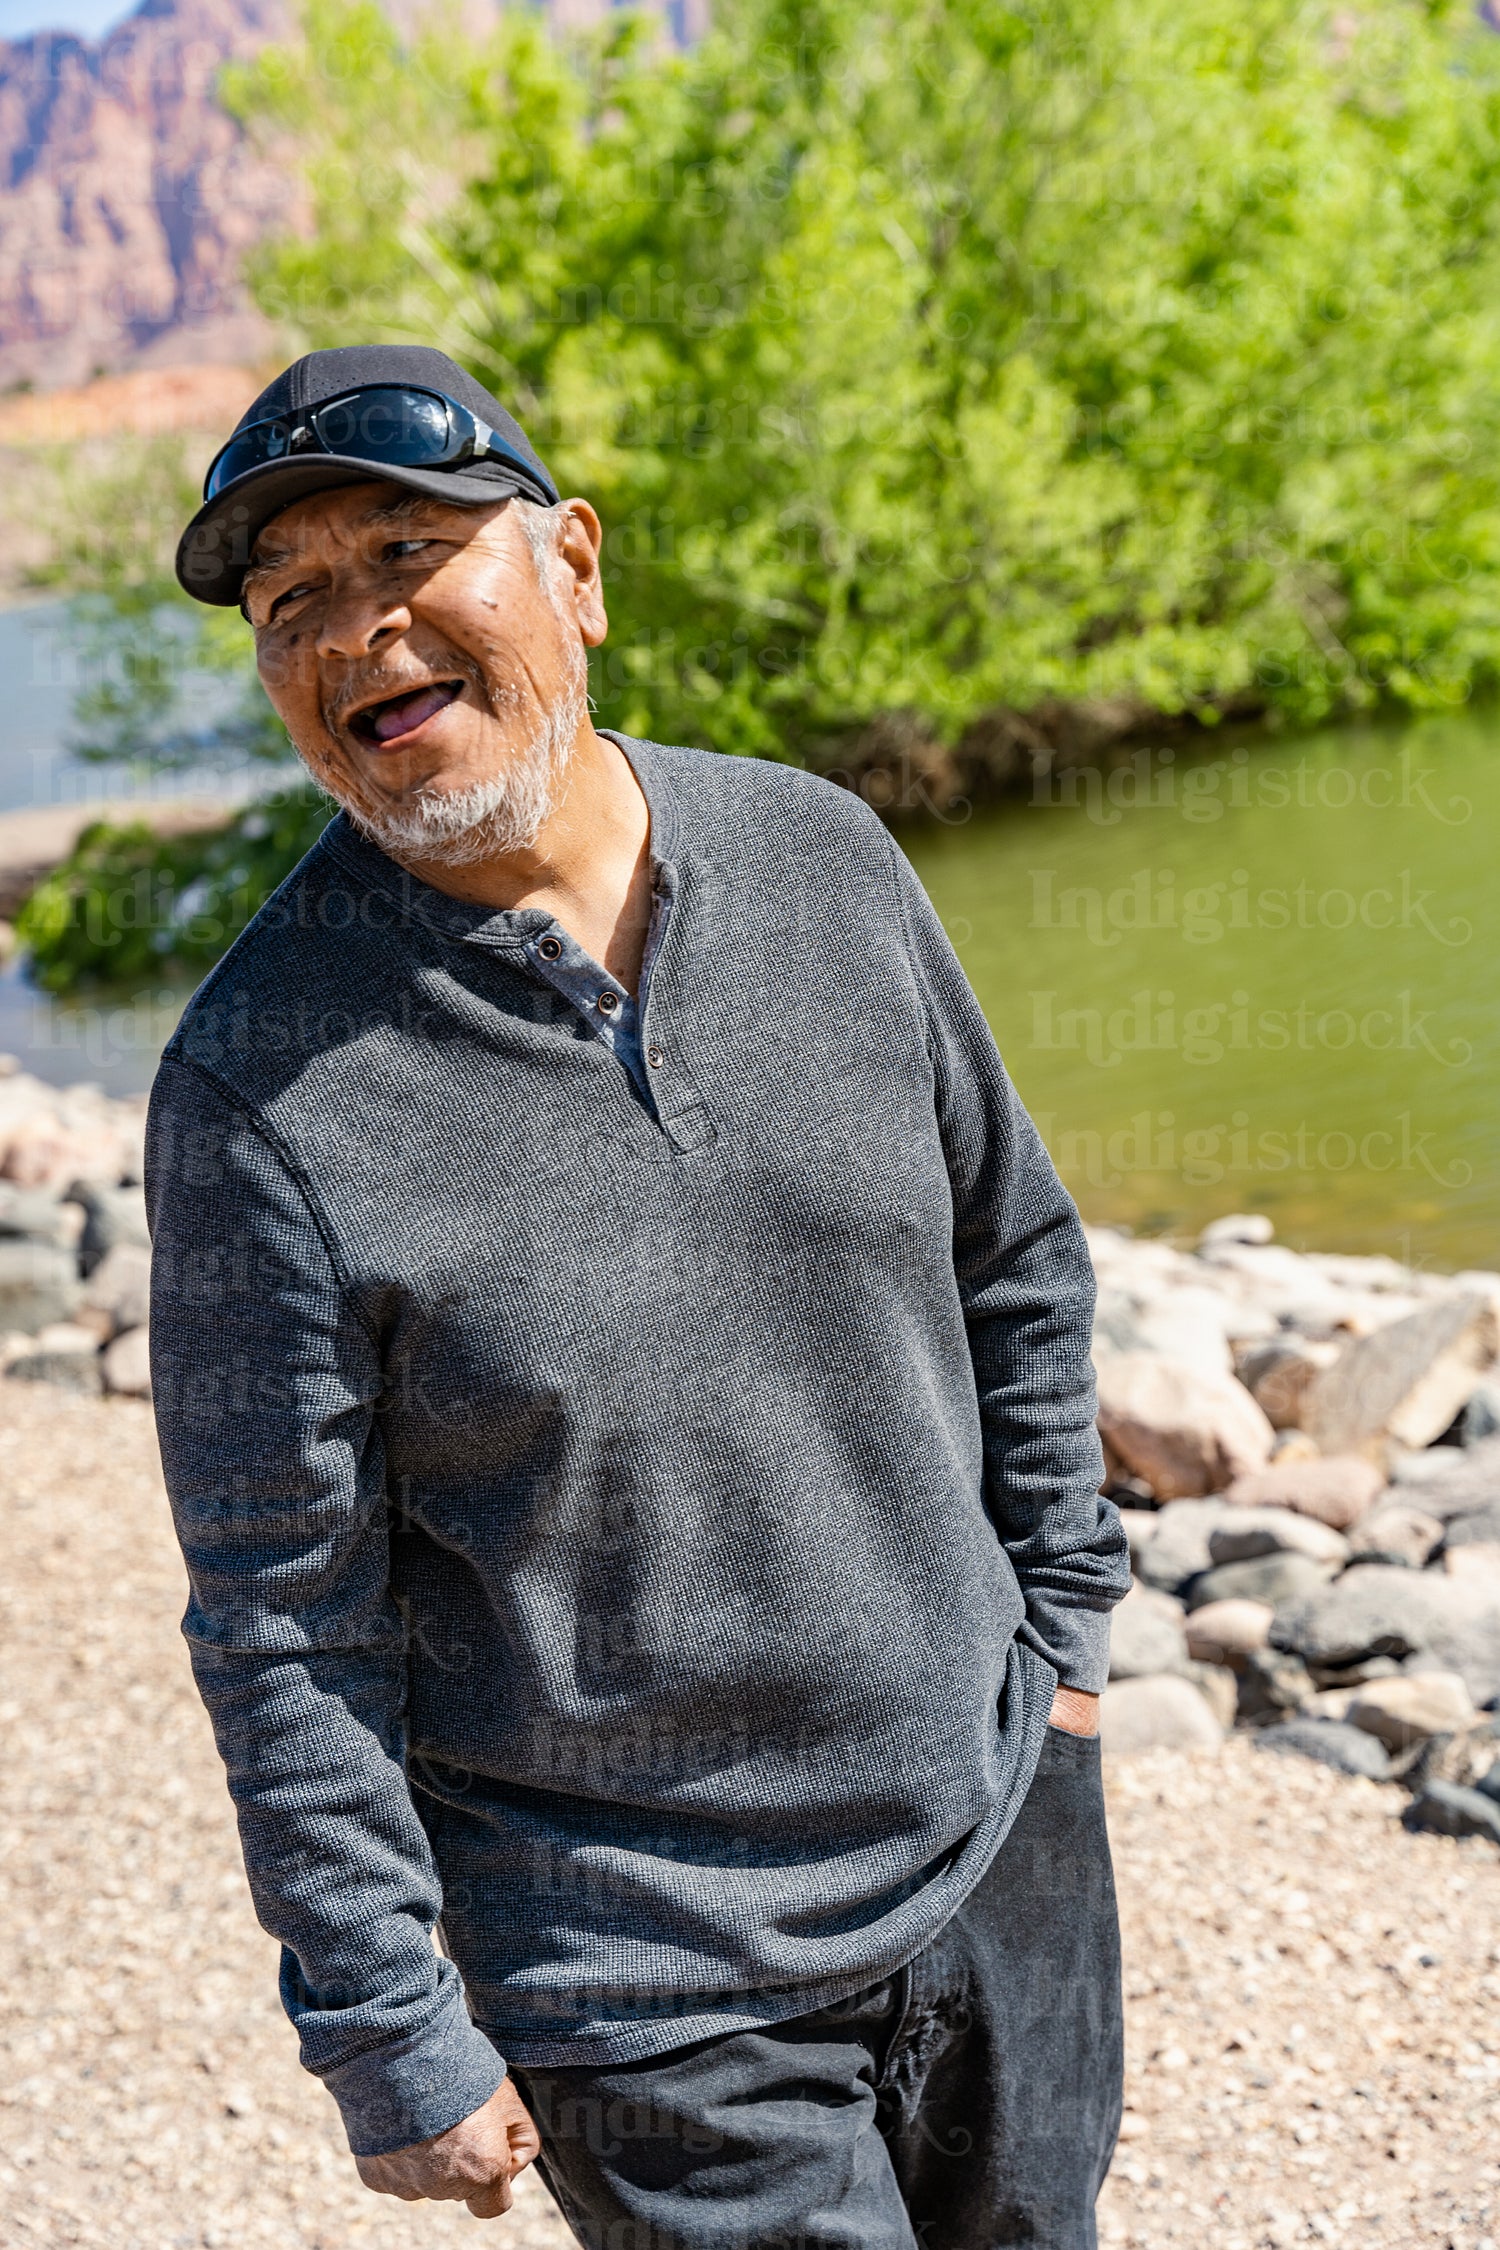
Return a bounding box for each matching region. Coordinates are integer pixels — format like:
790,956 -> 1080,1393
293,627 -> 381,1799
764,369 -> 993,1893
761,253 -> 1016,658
513,1727 -> 1122,2250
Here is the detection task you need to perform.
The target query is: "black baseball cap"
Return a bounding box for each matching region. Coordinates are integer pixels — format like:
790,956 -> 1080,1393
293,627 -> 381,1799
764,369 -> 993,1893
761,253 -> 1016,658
175,344 -> 560,607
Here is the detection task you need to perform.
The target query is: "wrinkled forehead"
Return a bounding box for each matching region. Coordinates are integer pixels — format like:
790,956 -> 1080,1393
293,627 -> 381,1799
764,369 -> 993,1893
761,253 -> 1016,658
248,483 -> 506,573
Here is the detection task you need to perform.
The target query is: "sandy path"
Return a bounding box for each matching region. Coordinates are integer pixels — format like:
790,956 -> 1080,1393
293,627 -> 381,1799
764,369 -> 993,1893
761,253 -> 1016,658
1,1378 -> 1496,2250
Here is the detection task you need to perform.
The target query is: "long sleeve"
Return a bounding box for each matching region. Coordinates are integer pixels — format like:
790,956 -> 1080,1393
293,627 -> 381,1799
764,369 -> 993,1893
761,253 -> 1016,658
886,836 -> 1130,1693
145,1056 -> 506,2155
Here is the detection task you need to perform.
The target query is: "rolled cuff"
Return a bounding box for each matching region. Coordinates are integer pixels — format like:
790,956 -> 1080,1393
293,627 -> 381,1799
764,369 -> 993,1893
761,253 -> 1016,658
320,1978 -> 508,2158
1018,1600 -> 1115,1698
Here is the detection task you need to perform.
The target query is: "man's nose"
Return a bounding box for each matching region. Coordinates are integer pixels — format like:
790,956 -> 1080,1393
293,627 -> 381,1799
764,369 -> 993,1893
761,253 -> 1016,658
316,574 -> 412,662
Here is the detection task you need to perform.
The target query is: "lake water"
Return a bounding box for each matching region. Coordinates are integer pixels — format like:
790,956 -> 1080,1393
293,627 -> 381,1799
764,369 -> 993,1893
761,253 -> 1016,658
2,607 -> 1495,1262
0,601 -> 253,1097
0,965 -> 194,1098
0,601 -> 252,817
905,714 -> 1497,1270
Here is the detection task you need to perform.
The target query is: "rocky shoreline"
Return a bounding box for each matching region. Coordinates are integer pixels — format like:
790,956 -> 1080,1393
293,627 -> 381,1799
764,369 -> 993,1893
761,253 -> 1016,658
0,1059 -> 149,1396
4,1053 -> 1498,1845
1091,1214 -> 1500,1843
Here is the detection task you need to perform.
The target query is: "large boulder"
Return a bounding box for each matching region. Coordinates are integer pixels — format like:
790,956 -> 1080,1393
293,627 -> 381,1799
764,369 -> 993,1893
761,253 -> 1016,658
30,1320 -> 102,1356
1099,1674 -> 1223,1754
6,1346 -> 104,1395
0,1185 -> 80,1251
1271,1563 -> 1500,1706
1444,1506 -> 1500,1550
1386,1435 -> 1500,1516
101,1325 -> 151,1398
1225,1454 -> 1385,1530
1108,1584 -> 1188,1681
1095,1353 -> 1274,1500
0,1239 -> 81,1335
1442,1543 -> 1500,1598
0,1071 -> 143,1191
1184,1658 -> 1239,1727
1117,1509 -> 1163,1567
1094,1285 -> 1240,1377
1,1112 -> 124,1189
1402,1783 -> 1500,1846
1236,1645 -> 1316,1725
1194,1238 -> 1349,1313
1235,1336 -> 1340,1429
81,1242 -> 150,1339
1305,1294 -> 1500,1457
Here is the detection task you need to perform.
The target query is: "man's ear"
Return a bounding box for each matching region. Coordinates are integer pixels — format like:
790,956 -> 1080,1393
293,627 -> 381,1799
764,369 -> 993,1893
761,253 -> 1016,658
558,500 -> 608,648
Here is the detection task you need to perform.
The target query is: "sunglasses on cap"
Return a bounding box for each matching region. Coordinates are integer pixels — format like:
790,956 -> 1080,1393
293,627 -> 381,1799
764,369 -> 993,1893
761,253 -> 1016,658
202,385 -> 546,502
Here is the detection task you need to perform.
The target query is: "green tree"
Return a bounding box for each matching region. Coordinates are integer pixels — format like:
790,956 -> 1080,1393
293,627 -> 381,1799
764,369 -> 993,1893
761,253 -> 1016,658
27,0 -> 1500,987
241,0 -> 1500,758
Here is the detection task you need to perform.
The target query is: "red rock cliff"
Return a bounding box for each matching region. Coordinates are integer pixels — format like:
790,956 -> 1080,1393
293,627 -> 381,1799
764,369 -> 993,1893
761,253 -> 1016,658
0,0 -> 701,392
0,0 -> 302,388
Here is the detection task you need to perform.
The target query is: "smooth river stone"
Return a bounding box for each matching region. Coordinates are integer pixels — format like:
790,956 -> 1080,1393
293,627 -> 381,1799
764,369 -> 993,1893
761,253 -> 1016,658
1100,1675 -> 1223,1755
1185,1551 -> 1336,1614
1185,1599 -> 1274,1663
1226,1454 -> 1386,1530
1345,1670 -> 1476,1748
1096,1352 -> 1274,1500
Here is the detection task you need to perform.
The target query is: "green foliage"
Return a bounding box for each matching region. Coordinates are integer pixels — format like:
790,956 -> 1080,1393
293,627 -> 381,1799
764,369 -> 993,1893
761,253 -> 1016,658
26,436 -> 198,601
233,0 -> 1500,754
16,787 -> 332,992
26,0 -> 1500,988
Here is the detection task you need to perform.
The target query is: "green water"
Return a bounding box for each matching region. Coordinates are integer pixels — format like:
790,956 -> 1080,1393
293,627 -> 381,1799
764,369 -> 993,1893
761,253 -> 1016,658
903,714 -> 1497,1271
6,708 -> 1495,1262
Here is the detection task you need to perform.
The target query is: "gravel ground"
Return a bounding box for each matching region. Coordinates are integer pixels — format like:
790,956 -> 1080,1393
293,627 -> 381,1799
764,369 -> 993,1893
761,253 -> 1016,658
3,1377 -> 1498,2250
1096,1754 -> 1500,2250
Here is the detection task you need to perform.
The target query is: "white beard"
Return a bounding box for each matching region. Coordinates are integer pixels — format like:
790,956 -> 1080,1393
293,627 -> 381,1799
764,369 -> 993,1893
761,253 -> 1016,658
348,648 -> 588,869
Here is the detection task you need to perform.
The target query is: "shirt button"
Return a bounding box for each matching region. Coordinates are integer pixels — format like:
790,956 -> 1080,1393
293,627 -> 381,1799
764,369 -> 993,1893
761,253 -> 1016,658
646,1044 -> 663,1067
537,935 -> 563,961
597,990 -> 620,1015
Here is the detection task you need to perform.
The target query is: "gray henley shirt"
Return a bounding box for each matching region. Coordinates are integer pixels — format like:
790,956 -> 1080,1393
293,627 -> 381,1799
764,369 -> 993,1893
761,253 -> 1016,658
145,733 -> 1128,2157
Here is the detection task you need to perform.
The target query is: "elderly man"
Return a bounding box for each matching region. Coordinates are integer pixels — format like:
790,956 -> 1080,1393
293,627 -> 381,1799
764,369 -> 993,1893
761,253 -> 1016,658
152,343 -> 1130,2249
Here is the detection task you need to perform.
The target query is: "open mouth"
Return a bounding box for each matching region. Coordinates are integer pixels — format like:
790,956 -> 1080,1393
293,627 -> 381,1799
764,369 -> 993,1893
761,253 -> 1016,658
346,678 -> 465,748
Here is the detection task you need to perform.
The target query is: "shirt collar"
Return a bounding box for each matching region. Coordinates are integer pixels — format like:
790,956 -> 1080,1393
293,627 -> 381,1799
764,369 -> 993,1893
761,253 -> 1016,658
315,730 -> 679,946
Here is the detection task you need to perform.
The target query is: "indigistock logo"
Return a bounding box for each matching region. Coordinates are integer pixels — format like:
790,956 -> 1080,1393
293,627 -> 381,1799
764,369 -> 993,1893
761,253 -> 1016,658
1028,989 -> 1472,1071
1027,867 -> 1472,948
1027,745 -> 1473,827
1033,1110 -> 1472,1193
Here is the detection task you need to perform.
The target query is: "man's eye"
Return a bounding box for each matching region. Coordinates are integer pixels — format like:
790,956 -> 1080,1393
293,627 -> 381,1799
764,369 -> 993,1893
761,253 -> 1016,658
383,539 -> 431,562
266,582 -> 317,623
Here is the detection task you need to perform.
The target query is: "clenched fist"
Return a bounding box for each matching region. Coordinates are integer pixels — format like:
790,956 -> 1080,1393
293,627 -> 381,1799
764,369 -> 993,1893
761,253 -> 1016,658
356,2078 -> 541,2219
